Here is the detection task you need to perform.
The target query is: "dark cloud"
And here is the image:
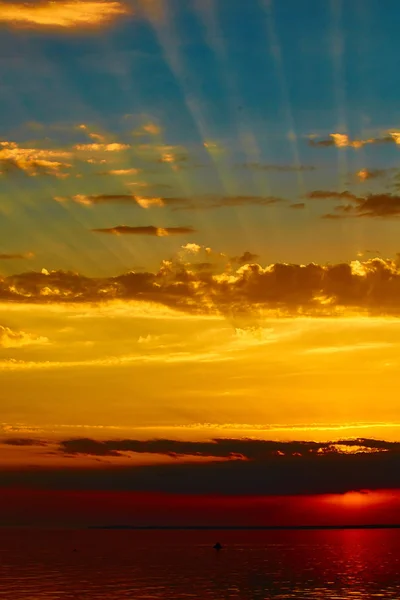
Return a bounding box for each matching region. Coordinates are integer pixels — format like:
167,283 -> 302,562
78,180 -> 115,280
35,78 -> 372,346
5,256 -> 400,316
311,191 -> 400,218
92,226 -> 195,236
58,437 -> 399,460
2,438 -> 48,447
353,194 -> 400,217
231,251 -> 259,265
306,190 -> 359,201
240,163 -> 315,172
289,203 -> 305,210
1,437 -> 400,495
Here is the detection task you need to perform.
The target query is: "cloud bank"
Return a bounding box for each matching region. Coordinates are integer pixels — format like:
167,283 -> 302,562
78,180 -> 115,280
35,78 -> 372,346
3,256 -> 400,317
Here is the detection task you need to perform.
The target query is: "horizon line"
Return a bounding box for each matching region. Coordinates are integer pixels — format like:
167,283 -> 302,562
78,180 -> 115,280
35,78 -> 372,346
87,524 -> 400,530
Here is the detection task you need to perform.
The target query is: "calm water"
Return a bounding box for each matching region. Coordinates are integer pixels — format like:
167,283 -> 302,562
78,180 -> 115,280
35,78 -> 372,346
0,529 -> 399,599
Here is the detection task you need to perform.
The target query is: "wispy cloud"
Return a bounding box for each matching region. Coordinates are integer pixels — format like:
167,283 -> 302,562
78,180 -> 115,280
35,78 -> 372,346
0,252 -> 33,260
0,325 -> 49,348
240,162 -> 315,172
0,1 -> 129,29
174,195 -> 284,211
92,225 -> 196,236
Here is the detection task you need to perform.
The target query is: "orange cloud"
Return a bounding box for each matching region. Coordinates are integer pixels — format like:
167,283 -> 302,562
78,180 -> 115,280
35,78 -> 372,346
0,325 -> 48,348
356,169 -> 387,181
309,132 -> 395,148
58,194 -> 185,207
92,225 -> 195,236
74,143 -> 130,152
0,142 -> 72,176
0,1 -> 129,29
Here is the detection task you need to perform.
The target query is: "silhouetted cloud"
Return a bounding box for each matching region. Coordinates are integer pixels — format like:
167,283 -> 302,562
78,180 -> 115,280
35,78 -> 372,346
92,225 -> 195,236
310,191 -> 400,218
306,190 -> 359,201
289,203 -> 305,210
352,194 -> 400,217
1,437 -> 400,495
58,437 -> 399,459
5,256 -> 400,316
2,438 -> 48,447
0,1 -> 129,29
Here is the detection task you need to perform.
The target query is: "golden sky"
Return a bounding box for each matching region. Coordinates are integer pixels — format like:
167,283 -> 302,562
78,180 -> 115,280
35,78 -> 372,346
1,0 -> 400,525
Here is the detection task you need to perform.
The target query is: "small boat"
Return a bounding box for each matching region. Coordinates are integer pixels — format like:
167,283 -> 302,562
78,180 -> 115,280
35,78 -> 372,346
213,542 -> 223,550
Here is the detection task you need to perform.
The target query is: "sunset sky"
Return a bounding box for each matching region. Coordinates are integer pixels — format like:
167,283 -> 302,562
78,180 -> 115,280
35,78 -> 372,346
1,0 -> 400,527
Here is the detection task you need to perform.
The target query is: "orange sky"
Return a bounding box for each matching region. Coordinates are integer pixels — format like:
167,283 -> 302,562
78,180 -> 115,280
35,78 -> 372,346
1,0 -> 400,526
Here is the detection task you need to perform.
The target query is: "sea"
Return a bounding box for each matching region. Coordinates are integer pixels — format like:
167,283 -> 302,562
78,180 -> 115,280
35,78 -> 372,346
0,528 -> 399,599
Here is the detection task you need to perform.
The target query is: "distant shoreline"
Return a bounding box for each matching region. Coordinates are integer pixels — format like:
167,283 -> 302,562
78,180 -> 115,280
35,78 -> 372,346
88,524 -> 400,530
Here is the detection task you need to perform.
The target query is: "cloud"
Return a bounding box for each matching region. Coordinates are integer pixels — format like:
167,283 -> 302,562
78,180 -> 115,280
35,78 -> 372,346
74,143 -> 130,152
92,225 -> 196,236
2,438 -> 48,447
309,132 -> 397,148
352,194 -> 400,218
0,141 -> 72,177
0,1 -> 129,29
6,255 -> 400,317
175,195 -> 284,211
59,193 -> 282,211
0,252 -> 33,260
312,191 -> 400,218
57,436 -> 399,459
306,190 -> 359,201
133,122 -> 162,136
136,144 -> 188,165
240,163 -> 315,172
356,169 -> 387,182
231,251 -> 259,265
289,203 -> 305,210
103,168 -> 140,176
2,437 -> 400,495
0,325 -> 49,348
60,194 -> 186,208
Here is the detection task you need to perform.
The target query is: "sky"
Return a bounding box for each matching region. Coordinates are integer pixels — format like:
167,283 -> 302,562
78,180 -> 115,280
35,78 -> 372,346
1,0 -> 400,527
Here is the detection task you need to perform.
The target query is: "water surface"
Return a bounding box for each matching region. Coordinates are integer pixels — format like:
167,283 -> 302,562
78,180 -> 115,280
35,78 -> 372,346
0,528 -> 399,598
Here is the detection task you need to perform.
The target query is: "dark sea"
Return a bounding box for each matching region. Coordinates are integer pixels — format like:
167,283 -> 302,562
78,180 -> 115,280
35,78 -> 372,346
0,528 -> 399,599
